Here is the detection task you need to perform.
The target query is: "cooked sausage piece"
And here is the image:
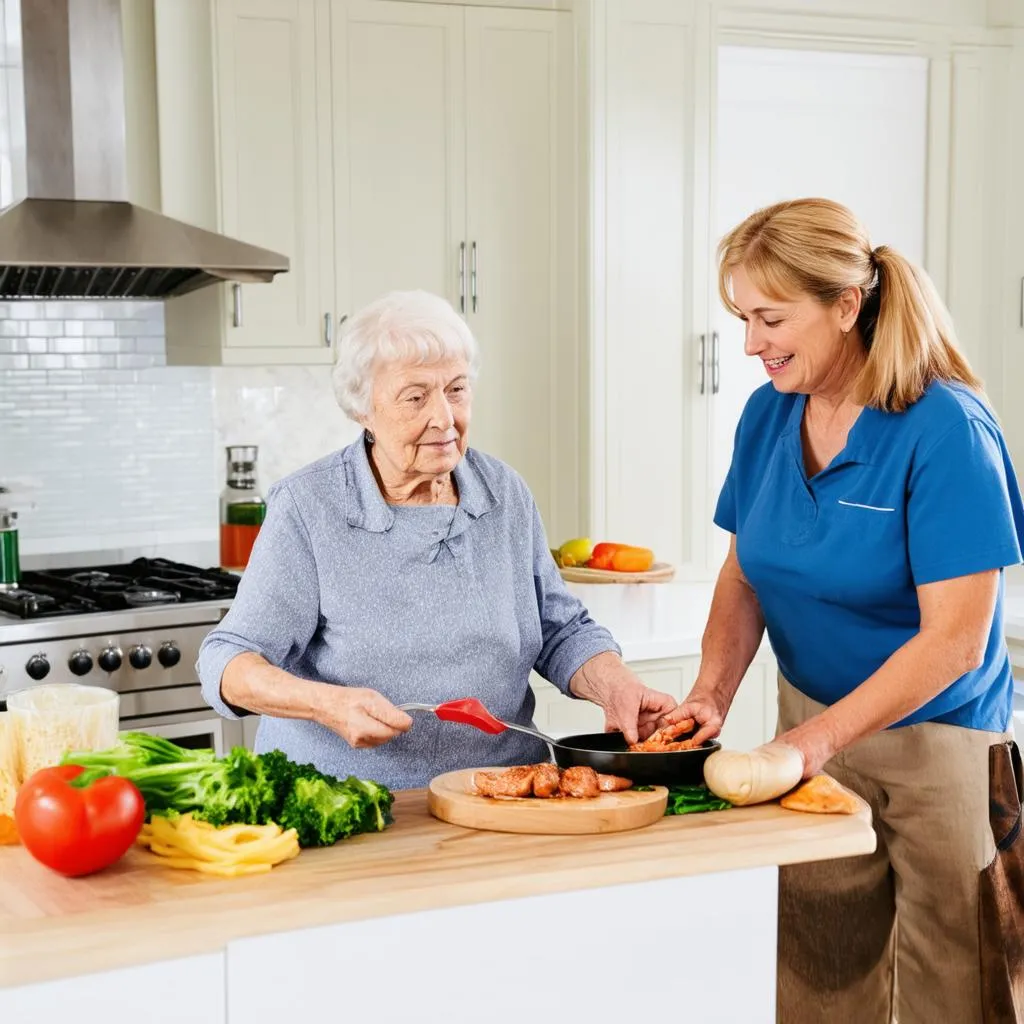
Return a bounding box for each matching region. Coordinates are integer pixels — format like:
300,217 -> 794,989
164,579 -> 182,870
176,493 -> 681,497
596,773 -> 633,792
473,765 -> 536,798
559,765 -> 601,799
531,763 -> 562,798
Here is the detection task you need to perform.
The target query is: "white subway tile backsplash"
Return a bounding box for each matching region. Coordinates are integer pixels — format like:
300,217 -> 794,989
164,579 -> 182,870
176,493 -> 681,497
0,300 -> 216,552
82,321 -> 117,337
28,354 -> 66,370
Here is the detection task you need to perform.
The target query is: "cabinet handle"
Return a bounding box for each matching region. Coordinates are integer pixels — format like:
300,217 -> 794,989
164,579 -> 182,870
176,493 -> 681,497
698,334 -> 706,395
471,241 -> 478,313
323,312 -> 333,347
1020,277 -> 1024,328
232,283 -> 243,328
459,242 -> 466,313
712,331 -> 721,395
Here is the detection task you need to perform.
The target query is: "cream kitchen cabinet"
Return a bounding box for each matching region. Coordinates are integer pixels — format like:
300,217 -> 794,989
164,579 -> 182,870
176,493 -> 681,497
155,0 -> 336,365
590,0 -> 1007,579
154,0 -> 582,540
331,0 -> 581,541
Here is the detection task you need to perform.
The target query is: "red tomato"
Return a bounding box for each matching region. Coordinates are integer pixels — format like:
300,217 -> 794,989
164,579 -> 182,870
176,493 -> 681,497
14,765 -> 145,877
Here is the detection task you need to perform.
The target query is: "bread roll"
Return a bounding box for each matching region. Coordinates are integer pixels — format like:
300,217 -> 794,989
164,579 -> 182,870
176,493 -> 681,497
703,742 -> 804,806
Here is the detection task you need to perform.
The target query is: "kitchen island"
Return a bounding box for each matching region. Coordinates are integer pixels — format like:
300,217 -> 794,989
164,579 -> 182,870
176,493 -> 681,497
0,788 -> 874,1024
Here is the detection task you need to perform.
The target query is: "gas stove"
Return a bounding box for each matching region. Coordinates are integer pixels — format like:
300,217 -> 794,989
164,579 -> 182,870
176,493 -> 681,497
0,558 -> 244,754
0,557 -> 239,619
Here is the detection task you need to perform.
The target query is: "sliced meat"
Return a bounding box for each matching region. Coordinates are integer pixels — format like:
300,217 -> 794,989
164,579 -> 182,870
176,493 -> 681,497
472,765 -> 536,799
531,763 -> 562,798
653,738 -> 703,752
628,719 -> 696,752
559,765 -> 601,799
596,773 -> 633,792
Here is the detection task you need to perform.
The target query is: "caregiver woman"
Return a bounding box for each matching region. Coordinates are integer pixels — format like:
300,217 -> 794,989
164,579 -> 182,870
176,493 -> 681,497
663,198 -> 1024,1023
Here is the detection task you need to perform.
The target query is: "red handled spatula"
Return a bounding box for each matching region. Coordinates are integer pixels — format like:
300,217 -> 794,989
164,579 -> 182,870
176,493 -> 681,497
397,697 -> 556,746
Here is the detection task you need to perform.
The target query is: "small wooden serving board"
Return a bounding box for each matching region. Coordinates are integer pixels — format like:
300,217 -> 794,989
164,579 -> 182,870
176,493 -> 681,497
427,769 -> 669,835
557,561 -> 676,584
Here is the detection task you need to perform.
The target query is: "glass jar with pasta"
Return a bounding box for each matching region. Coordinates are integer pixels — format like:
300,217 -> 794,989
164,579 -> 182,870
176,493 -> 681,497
0,712 -> 18,815
7,684 -> 119,782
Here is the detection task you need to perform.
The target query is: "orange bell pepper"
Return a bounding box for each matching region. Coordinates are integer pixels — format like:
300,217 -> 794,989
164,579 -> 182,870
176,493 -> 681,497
0,814 -> 19,845
587,543 -> 655,573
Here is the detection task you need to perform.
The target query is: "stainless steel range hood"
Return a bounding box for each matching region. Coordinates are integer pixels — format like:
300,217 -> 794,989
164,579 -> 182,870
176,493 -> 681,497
0,0 -> 288,300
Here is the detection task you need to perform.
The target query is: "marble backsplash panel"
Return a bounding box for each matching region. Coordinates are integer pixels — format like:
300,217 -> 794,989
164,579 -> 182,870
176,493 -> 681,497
211,365 -> 361,491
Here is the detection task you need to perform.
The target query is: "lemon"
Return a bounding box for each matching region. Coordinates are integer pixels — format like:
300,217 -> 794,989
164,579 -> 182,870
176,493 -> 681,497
557,537 -> 594,568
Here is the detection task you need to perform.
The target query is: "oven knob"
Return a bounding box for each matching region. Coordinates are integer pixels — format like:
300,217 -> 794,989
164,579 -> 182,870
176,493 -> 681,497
68,650 -> 93,677
157,642 -> 181,668
98,646 -> 123,673
128,645 -> 152,670
25,654 -> 50,681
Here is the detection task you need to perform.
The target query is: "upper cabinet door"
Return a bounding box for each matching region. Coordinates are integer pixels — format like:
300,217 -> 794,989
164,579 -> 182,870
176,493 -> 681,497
331,0 -> 466,319
463,6 -> 579,543
707,45 -> 928,565
599,0 -> 705,574
215,0 -> 334,355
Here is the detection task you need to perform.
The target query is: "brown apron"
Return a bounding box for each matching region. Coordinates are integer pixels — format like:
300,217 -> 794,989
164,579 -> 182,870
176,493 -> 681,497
980,739 -> 1024,1023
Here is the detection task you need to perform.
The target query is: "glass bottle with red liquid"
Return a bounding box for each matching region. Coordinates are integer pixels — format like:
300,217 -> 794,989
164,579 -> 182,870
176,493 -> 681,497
219,446 -> 266,571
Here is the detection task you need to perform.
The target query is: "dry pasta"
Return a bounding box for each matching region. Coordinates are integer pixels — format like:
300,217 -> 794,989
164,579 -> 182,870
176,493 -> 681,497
7,684 -> 119,781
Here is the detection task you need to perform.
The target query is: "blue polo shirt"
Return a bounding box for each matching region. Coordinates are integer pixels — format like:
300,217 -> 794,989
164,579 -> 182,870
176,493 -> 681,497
716,380 -> 1024,731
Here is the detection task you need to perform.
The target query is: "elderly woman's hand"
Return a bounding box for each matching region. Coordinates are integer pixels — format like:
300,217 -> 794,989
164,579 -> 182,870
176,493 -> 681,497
315,686 -> 414,749
568,652 -> 677,746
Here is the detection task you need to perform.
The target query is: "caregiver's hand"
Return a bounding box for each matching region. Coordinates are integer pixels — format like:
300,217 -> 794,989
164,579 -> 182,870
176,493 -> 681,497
658,681 -> 731,747
315,685 -> 413,749
569,652 -> 676,746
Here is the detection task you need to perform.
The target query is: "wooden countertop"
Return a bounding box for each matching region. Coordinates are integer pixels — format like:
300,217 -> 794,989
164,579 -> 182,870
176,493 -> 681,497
0,788 -> 875,989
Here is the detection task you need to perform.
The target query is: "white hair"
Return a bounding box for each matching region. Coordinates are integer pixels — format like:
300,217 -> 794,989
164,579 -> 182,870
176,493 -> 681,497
332,290 -> 480,421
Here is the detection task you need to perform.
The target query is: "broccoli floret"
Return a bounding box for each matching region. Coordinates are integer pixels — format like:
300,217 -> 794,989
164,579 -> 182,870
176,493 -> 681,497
278,776 -> 369,847
343,776 -> 394,832
256,749 -> 324,822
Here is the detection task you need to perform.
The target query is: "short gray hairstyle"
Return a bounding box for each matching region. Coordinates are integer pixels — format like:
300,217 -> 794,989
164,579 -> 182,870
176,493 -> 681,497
332,290 -> 481,421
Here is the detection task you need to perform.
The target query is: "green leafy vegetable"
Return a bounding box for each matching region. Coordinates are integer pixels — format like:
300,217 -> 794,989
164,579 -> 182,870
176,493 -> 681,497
663,784 -> 731,815
278,774 -> 393,847
62,732 -> 393,847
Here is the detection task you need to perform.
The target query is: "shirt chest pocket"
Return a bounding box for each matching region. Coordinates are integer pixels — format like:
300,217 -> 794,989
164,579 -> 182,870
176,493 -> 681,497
815,496 -> 911,603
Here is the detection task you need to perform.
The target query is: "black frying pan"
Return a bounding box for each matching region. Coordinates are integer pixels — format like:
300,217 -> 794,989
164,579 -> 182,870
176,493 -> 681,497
399,698 -> 719,787
550,730 -> 720,786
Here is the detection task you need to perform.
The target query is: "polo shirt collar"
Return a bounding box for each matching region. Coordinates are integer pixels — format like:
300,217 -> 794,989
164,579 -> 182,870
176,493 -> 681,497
343,433 -> 498,532
782,393 -> 884,476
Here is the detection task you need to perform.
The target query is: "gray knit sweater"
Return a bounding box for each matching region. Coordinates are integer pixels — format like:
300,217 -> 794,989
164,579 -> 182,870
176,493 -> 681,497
197,436 -> 619,789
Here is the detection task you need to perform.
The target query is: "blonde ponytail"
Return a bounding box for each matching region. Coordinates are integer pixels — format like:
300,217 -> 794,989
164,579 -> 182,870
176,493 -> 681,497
718,198 -> 982,413
856,245 -> 981,412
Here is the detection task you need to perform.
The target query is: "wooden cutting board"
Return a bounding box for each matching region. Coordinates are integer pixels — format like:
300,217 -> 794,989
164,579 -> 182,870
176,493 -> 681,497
557,562 -> 676,584
428,769 -> 669,835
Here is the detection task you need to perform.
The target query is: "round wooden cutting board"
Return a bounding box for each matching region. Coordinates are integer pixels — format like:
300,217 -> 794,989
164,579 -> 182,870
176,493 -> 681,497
427,769 -> 669,835
556,562 -> 676,584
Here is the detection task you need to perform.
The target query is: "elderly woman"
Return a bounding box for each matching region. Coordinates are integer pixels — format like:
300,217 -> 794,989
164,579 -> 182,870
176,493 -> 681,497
197,290 -> 675,790
660,199 -> 1024,1023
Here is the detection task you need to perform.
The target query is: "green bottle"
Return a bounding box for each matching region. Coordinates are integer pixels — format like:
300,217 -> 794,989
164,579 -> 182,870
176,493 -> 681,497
0,509 -> 19,590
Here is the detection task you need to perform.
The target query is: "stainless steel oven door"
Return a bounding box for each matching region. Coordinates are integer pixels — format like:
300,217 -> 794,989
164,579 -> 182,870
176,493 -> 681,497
126,712 -> 246,757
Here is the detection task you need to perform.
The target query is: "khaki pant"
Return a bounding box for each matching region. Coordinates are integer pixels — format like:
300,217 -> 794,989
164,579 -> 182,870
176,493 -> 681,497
776,676 -> 1017,1024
